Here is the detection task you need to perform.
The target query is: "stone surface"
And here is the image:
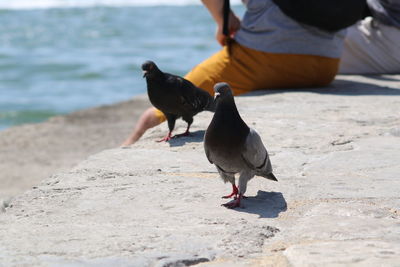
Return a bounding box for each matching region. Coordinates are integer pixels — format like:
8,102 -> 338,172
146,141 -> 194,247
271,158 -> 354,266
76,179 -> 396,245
0,75 -> 399,266
0,96 -> 151,200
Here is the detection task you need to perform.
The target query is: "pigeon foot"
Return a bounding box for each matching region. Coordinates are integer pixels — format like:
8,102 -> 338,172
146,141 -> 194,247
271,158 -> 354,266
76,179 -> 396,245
157,132 -> 172,142
222,194 -> 242,209
222,184 -> 239,199
222,196 -> 241,209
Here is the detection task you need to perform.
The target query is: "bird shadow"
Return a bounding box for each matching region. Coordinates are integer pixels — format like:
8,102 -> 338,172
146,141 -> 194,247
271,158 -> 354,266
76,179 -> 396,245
168,130 -> 205,147
240,76 -> 400,97
227,190 -> 287,218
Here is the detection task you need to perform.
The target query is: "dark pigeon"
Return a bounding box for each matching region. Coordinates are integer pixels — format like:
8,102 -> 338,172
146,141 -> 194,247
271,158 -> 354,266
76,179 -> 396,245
142,60 -> 215,142
204,82 -> 277,209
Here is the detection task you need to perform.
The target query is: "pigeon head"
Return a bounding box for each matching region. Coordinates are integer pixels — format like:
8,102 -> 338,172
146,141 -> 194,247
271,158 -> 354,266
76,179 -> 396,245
141,60 -> 160,78
213,82 -> 233,102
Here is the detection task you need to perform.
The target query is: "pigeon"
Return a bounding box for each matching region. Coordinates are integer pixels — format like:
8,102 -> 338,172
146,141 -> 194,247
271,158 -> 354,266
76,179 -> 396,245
142,60 -> 215,142
204,82 -> 277,208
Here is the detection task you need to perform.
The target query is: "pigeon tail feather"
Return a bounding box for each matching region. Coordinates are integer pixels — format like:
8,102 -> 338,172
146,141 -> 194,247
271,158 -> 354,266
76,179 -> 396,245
267,173 -> 278,181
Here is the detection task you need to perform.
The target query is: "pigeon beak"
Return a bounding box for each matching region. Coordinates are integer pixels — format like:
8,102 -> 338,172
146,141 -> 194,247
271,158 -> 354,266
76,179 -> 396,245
214,92 -> 220,100
142,71 -> 147,78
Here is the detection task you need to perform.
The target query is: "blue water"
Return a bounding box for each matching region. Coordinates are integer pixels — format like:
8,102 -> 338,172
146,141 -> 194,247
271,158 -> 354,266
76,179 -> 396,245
0,3 -> 244,130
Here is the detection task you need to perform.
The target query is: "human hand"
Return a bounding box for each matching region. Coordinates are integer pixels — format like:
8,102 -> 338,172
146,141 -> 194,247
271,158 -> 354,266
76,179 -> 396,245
215,11 -> 241,46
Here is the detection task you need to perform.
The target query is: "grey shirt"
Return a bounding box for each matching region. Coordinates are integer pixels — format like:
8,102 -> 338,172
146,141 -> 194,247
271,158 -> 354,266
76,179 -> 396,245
234,0 -> 346,58
367,0 -> 400,28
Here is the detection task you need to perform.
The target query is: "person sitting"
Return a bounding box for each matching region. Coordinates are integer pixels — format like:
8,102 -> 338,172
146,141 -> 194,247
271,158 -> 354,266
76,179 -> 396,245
121,0 -> 366,146
339,0 -> 400,74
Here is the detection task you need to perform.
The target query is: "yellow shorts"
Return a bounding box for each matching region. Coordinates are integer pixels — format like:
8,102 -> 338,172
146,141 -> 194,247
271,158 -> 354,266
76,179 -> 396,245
154,41 -> 340,122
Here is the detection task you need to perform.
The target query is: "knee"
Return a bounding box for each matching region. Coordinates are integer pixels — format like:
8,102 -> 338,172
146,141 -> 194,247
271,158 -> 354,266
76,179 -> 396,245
141,108 -> 163,129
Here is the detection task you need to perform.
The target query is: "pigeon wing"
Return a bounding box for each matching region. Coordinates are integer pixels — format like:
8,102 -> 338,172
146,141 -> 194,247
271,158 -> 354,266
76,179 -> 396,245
240,128 -> 271,173
173,75 -> 209,112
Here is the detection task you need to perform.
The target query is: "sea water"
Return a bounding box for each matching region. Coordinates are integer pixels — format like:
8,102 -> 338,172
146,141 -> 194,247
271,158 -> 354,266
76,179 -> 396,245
0,0 -> 244,130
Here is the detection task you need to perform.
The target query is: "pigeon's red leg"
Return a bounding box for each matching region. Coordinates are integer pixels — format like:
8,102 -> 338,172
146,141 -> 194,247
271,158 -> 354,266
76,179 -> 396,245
222,184 -> 239,199
222,193 -> 242,209
173,125 -> 191,138
157,132 -> 172,142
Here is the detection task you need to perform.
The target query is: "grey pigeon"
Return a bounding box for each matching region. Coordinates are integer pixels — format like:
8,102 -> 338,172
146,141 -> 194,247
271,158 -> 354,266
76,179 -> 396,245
204,82 -> 277,208
142,60 -> 215,142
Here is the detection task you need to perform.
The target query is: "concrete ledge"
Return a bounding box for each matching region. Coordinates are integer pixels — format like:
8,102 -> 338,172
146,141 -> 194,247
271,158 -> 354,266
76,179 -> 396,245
1,75 -> 400,266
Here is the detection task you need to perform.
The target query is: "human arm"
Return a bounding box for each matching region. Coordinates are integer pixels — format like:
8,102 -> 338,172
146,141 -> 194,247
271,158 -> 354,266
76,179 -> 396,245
201,0 -> 241,46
